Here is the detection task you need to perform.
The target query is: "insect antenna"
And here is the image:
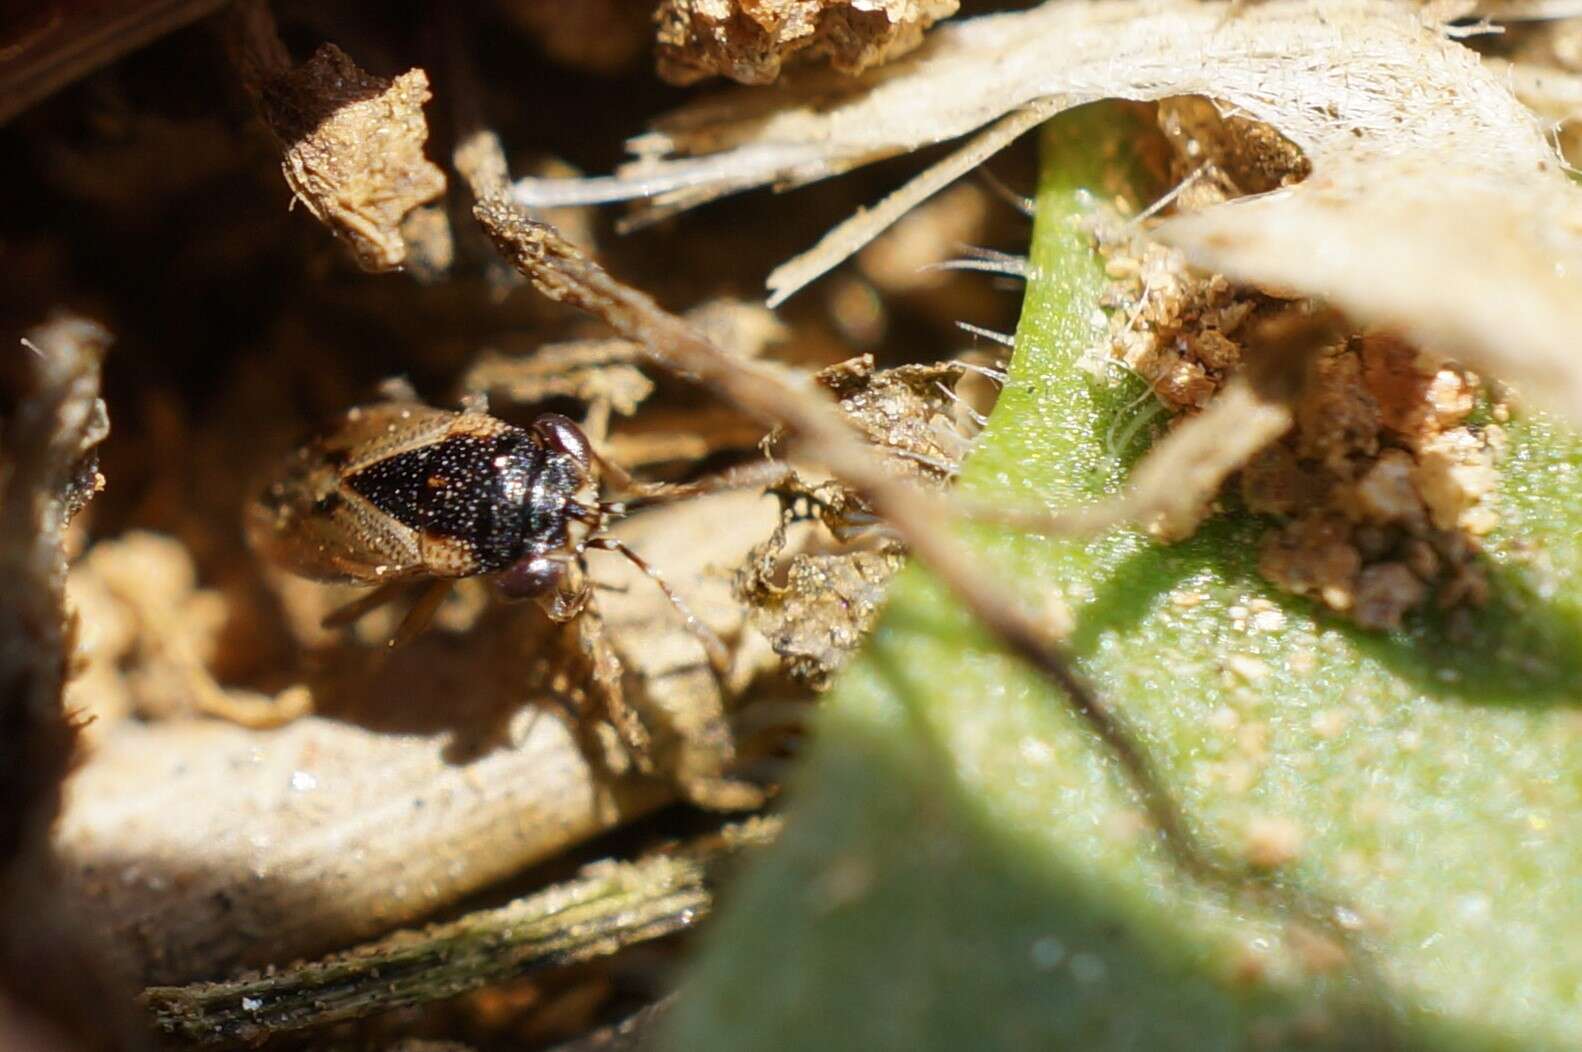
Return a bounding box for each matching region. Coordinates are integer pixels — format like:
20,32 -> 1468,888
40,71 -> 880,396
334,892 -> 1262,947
585,536 -> 731,676
605,459 -> 796,511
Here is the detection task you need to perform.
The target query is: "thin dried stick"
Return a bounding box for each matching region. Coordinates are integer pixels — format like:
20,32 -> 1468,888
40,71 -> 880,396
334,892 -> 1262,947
143,818 -> 779,1044
765,99 -> 1061,307
459,146 -> 1211,886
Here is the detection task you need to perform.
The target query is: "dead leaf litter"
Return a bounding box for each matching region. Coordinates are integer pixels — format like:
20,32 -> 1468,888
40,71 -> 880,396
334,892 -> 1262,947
655,0 -> 959,85
517,0 -> 1582,426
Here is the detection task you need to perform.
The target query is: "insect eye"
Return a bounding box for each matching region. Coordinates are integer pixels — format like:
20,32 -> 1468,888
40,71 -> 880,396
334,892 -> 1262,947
495,555 -> 566,600
531,413 -> 594,474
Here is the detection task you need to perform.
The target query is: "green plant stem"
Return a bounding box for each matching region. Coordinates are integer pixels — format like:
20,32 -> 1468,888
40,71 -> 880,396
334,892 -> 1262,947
662,99 -> 1582,1052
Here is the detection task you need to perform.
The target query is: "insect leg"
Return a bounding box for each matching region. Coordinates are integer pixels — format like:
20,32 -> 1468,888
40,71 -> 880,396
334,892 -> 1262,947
585,536 -> 731,677
573,600 -> 652,766
322,579 -> 408,629
389,579 -> 455,649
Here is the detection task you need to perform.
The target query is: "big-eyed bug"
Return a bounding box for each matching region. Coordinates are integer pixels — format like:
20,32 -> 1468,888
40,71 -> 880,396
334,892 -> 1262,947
246,399 -> 734,733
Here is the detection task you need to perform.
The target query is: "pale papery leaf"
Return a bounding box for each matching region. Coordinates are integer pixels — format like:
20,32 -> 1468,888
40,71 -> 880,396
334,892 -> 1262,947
515,0 -> 1582,420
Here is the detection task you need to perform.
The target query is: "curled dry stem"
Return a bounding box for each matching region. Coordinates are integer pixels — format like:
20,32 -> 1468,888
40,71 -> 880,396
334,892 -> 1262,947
460,143 -> 1260,904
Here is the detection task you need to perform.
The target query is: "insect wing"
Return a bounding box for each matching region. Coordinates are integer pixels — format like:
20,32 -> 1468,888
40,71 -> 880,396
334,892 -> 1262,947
247,403 -> 457,583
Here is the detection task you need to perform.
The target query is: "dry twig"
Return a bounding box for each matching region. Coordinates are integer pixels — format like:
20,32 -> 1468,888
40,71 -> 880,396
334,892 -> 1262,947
462,139 -> 1230,896
143,818 -> 778,1044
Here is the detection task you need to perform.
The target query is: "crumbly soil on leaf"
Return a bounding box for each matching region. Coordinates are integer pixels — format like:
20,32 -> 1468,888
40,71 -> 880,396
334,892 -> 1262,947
738,354 -> 974,687
1090,101 -> 1503,631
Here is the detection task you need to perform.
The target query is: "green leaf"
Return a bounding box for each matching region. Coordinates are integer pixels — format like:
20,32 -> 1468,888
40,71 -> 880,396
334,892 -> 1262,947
665,103 -> 1582,1051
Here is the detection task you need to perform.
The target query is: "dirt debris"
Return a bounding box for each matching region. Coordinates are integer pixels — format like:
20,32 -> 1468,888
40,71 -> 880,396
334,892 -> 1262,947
1082,287 -> 1499,634
1155,96 -> 1311,211
655,0 -> 959,85
1091,220 -> 1264,413
226,2 -> 446,272
1088,102 -> 1308,413
740,538 -> 907,690
740,355 -> 969,686
1238,338 -> 1498,629
803,355 -> 971,485
1087,113 -> 1501,630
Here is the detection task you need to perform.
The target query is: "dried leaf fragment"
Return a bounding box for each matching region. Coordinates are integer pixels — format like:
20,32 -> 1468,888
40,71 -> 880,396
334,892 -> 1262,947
656,0 -> 959,85
741,356 -> 969,685
520,0 -> 1582,427
273,47 -> 445,272
230,3 -> 446,273
805,355 -> 969,486
742,545 -> 905,689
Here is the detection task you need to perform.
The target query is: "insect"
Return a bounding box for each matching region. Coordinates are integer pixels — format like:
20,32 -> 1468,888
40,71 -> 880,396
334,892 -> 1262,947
246,396 -> 748,760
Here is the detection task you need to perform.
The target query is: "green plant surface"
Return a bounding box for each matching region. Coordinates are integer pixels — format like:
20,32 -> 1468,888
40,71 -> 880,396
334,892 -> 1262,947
664,103 -> 1582,1051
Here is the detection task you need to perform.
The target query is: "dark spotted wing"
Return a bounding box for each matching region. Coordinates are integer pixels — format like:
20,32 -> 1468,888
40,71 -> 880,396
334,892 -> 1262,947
245,403 -> 453,583
341,411 -> 539,576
